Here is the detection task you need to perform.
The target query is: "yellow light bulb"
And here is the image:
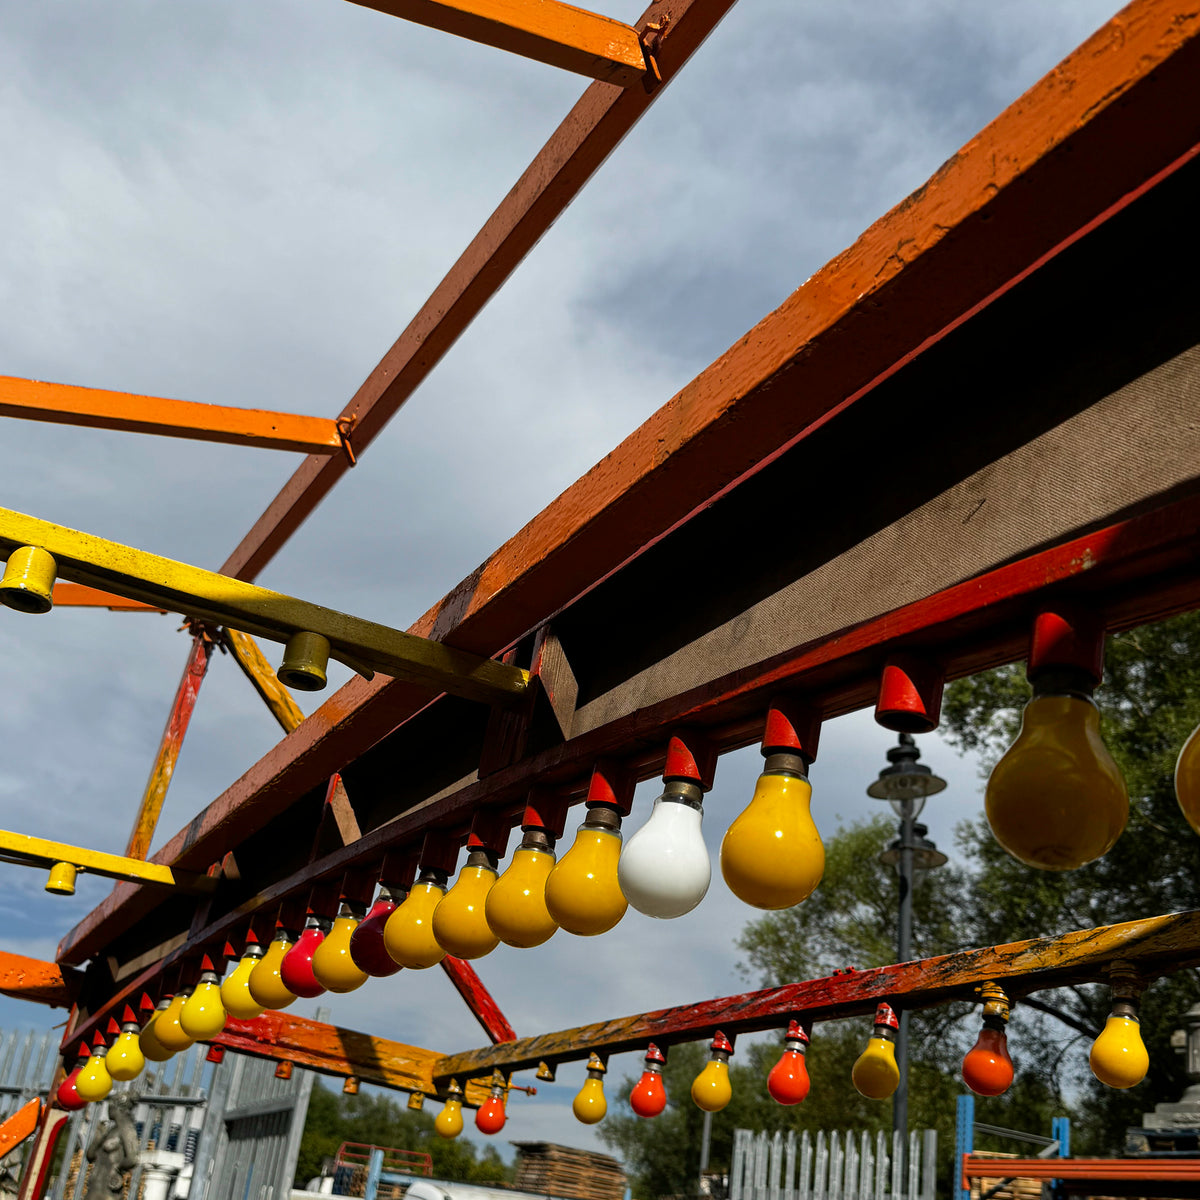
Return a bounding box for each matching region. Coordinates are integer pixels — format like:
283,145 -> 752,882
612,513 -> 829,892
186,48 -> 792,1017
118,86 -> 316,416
852,1039 -> 900,1100
545,812 -> 627,937
433,853 -> 500,959
485,839 -> 558,948
105,1023 -> 145,1082
384,876 -> 447,969
573,1055 -> 608,1124
181,965 -> 227,1040
154,992 -> 196,1053
691,1060 -> 731,1113
222,950 -> 267,1019
139,1003 -> 175,1062
1090,1013 -> 1149,1089
312,910 -> 370,992
75,1050 -> 113,1102
248,933 -> 298,1010
435,1086 -> 465,1139
721,768 -> 823,909
1176,722 -> 1200,836
986,693 -> 1128,870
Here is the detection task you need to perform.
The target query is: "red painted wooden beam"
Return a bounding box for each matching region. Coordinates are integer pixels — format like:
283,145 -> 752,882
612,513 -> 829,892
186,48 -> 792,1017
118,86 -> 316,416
439,957 -> 517,1045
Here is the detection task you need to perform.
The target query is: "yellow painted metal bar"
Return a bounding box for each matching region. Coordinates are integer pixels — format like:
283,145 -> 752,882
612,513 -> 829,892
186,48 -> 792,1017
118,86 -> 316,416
0,375 -> 345,454
0,506 -> 529,706
224,628 -> 306,733
349,0 -> 648,87
0,829 -> 217,892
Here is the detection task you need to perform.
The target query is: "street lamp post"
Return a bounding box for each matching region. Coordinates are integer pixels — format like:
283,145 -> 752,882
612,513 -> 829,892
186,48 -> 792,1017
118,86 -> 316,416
867,733 -> 948,1149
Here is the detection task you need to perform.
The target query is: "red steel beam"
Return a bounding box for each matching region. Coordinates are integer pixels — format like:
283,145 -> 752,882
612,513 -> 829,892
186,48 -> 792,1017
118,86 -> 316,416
55,492 -> 1200,1045
439,957 -> 518,1044
963,1159 -> 1200,1183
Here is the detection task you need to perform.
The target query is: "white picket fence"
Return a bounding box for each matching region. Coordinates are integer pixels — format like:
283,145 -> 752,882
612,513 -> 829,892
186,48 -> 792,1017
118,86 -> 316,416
730,1128 -> 938,1200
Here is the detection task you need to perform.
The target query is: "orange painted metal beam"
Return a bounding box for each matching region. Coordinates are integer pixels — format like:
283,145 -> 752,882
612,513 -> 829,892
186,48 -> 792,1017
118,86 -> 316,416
0,1101 -> 41,1162
0,951 -> 79,1008
51,584 -> 164,611
0,376 -> 345,454
963,1158 -> 1200,1183
349,0 -> 648,86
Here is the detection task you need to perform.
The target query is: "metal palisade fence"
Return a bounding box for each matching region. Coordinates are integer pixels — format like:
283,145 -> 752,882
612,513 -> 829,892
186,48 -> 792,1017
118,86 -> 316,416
730,1129 -> 938,1200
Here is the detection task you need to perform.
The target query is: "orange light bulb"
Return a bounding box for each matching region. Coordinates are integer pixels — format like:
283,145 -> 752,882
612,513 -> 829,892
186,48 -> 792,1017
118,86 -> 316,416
475,1084 -> 507,1134
629,1043 -> 667,1118
962,984 -> 1013,1097
767,1020 -> 810,1105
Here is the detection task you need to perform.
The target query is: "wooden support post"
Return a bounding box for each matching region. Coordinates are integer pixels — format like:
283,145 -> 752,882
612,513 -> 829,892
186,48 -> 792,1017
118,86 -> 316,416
223,627 -> 306,734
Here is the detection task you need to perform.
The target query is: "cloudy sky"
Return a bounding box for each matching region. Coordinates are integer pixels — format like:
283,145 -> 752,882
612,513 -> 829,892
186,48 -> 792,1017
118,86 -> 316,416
0,0 -> 1120,1161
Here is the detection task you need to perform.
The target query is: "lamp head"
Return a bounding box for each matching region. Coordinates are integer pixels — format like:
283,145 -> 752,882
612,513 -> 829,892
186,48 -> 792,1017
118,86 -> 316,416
866,733 -> 947,816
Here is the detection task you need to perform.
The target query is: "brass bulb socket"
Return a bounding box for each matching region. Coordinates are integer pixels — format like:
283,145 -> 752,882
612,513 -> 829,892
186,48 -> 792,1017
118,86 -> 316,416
277,631 -> 331,692
0,546 -> 57,614
45,862 -> 77,896
406,1090 -> 424,1110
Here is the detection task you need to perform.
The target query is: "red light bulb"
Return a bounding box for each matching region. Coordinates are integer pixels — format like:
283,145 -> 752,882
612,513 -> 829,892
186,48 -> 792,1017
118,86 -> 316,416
55,1043 -> 89,1111
349,891 -> 403,977
280,917 -> 329,998
962,983 -> 1014,1097
475,1085 -> 507,1134
767,1020 -> 810,1105
629,1043 -> 667,1118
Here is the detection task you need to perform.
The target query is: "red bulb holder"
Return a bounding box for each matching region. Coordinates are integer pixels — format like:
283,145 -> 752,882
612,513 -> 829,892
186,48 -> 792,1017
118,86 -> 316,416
55,1044 -> 90,1112
962,984 -> 1014,1097
280,918 -> 330,998
767,1020 -> 811,1106
475,1087 -> 507,1134
630,1043 -> 668,1118
350,891 -> 404,976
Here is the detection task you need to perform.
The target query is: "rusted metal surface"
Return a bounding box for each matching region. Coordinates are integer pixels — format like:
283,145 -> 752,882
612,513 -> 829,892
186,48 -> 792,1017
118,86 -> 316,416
349,0 -> 648,86
439,957 -> 518,1044
58,486 -> 1200,975
0,951 -> 78,1008
0,375 -> 343,453
224,628 -> 306,734
432,909 -> 1200,1082
125,632 -> 215,861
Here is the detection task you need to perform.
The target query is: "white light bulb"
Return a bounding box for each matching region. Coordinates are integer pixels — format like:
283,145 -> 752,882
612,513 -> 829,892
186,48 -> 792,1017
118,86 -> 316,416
618,783 -> 710,918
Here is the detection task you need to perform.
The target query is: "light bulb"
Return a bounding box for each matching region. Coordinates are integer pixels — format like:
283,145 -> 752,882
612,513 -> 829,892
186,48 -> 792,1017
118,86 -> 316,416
962,985 -> 1013,1097
312,904 -> 370,992
434,849 -> 500,959
767,1020 -> 810,1105
248,930 -> 299,1010
629,1044 -> 667,1118
486,831 -> 559,948
181,957 -> 227,1039
475,1082 -> 507,1134
384,871 -> 448,969
350,890 -> 404,976
691,1032 -> 733,1112
154,991 -> 196,1054
545,807 -> 627,936
573,1053 -> 608,1124
139,1000 -> 175,1062
986,666 -> 1127,870
56,1045 -> 90,1111
75,1040 -> 113,1103
222,936 -> 267,1020
105,1007 -> 146,1082
721,758 -> 823,909
280,916 -> 330,998
1175,722 -> 1200,836
620,783 -> 710,919
852,1004 -> 900,1100
435,1080 -> 465,1138
1090,983 -> 1149,1090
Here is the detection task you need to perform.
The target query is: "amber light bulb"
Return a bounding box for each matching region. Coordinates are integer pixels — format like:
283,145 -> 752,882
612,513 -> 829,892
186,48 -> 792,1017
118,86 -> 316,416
385,870 -> 449,969
1175,722 -> 1200,836
852,1004 -> 900,1100
350,889 -> 405,977
155,991 -> 196,1054
545,805 -> 628,936
106,1006 -> 146,1082
56,1044 -> 90,1111
249,929 -> 299,1011
485,829 -> 558,948
434,847 -> 501,959
573,1053 -> 608,1125
222,934 -> 267,1020
139,999 -> 175,1063
985,612 -> 1127,870
435,1080 -> 465,1139
767,1020 -> 810,1105
312,903 -> 370,993
722,749 -> 824,910
281,916 -> 331,998
962,984 -> 1014,1097
475,1080 -> 508,1134
1090,967 -> 1149,1090
629,1043 -> 667,1118
691,1032 -> 734,1113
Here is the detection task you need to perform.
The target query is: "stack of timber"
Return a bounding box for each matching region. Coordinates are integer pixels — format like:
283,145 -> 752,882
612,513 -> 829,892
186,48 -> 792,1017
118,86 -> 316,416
511,1143 -> 626,1200
968,1151 -> 1043,1200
